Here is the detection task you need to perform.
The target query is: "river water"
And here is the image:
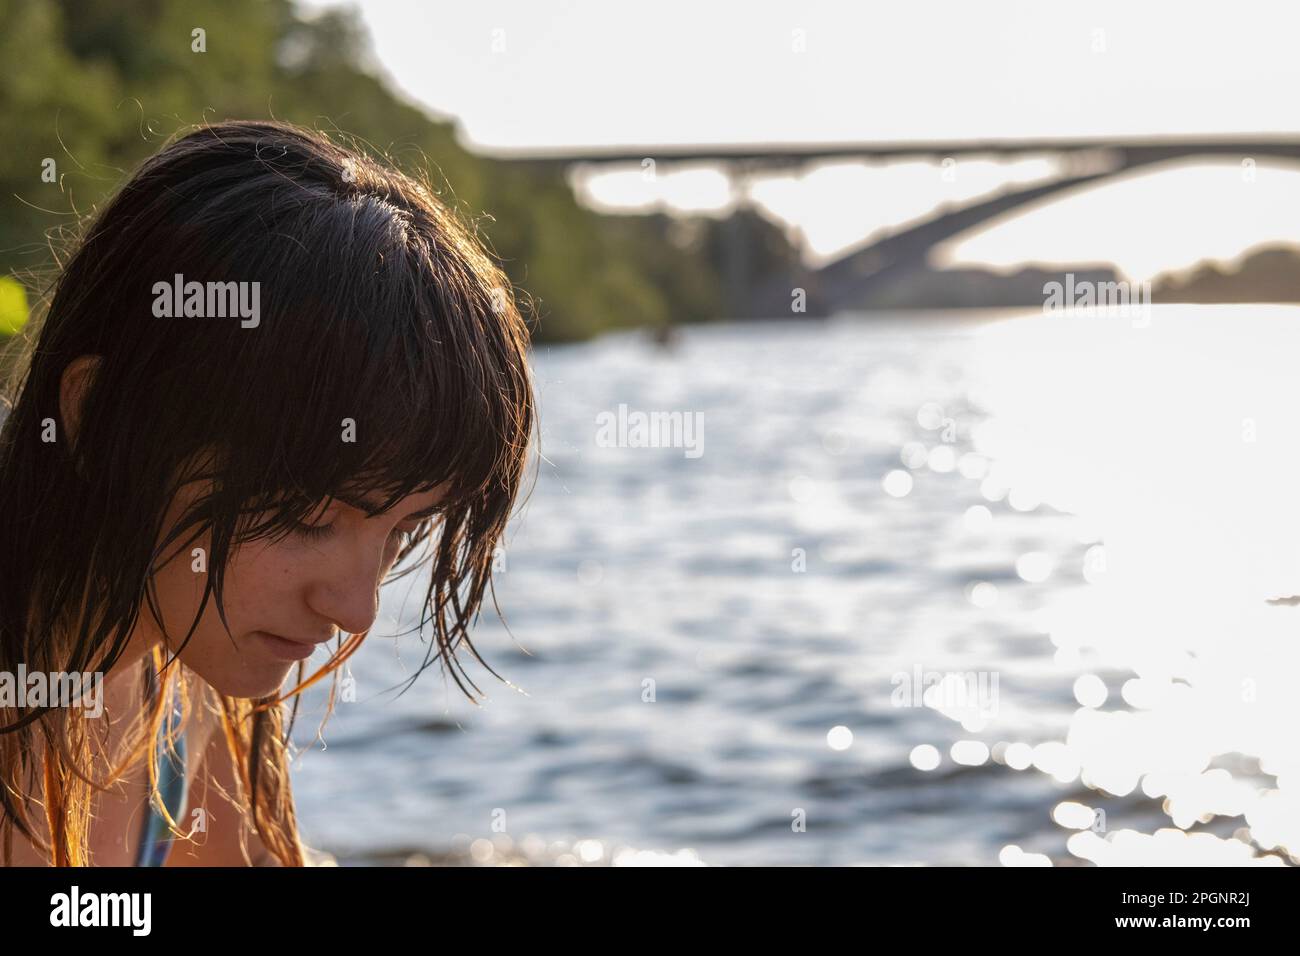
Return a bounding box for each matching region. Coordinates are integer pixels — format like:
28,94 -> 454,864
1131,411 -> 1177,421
290,305 -> 1300,866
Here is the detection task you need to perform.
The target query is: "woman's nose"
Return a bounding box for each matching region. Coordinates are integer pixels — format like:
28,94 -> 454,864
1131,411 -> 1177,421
304,540 -> 389,637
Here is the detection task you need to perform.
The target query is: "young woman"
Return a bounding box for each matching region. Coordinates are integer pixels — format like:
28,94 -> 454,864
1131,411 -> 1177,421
0,120 -> 536,866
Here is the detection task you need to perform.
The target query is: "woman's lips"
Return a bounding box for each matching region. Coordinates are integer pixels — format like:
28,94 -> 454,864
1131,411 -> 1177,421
252,631 -> 319,661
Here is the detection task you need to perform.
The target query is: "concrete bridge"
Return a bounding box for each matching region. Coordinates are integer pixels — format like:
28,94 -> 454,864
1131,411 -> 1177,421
487,136 -> 1300,314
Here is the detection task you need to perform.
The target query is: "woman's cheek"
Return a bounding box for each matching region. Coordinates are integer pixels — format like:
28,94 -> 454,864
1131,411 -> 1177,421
269,534 -> 323,571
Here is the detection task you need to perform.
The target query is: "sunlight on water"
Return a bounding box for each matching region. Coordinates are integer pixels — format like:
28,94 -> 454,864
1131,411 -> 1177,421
967,304 -> 1300,865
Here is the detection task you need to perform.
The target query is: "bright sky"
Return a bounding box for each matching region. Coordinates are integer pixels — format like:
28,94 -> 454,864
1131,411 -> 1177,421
301,0 -> 1300,275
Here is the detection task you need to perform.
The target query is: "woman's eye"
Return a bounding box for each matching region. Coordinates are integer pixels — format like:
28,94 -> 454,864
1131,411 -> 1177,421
293,519 -> 336,542
290,508 -> 420,548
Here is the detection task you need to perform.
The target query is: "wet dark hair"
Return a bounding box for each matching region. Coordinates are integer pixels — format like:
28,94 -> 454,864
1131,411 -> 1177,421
0,120 -> 536,865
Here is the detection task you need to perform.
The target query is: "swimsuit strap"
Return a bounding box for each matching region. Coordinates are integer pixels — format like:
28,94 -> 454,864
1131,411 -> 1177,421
135,657 -> 189,867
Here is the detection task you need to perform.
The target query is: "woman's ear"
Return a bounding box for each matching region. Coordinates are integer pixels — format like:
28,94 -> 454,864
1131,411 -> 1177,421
59,355 -> 101,448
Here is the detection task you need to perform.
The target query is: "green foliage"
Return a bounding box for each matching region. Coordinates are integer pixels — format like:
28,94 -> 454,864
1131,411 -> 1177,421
0,0 -> 723,343
0,276 -> 28,336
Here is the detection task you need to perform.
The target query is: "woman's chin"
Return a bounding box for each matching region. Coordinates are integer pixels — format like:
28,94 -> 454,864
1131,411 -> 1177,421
187,658 -> 296,700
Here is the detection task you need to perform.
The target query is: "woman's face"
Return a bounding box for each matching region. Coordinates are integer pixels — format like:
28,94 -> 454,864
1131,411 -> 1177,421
140,482 -> 450,698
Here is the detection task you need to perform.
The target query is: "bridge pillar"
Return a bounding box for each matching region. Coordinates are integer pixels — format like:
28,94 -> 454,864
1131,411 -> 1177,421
722,204 -> 751,318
